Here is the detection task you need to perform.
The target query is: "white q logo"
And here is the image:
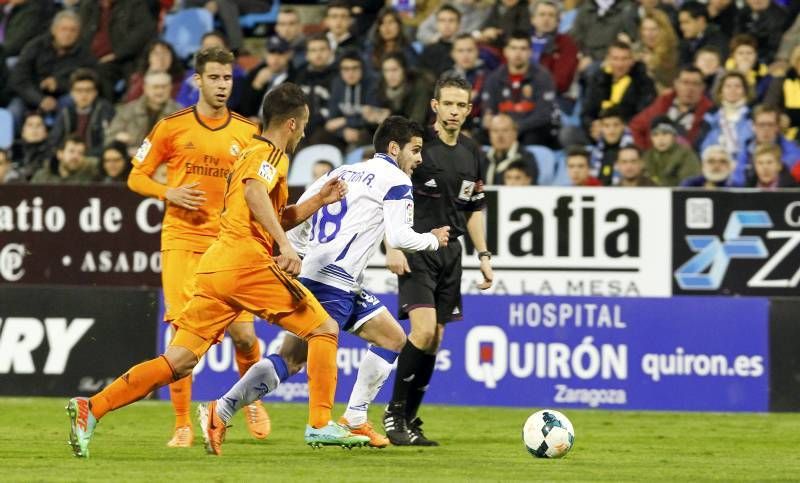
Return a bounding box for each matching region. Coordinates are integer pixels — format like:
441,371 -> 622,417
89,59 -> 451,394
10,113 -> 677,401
465,326 -> 508,389
0,243 -> 26,282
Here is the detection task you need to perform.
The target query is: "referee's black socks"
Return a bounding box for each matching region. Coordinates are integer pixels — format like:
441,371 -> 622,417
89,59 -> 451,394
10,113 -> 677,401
390,340 -> 437,420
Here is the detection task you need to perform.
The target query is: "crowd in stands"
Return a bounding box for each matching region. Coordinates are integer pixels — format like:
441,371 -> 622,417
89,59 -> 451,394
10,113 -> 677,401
0,0 -> 799,189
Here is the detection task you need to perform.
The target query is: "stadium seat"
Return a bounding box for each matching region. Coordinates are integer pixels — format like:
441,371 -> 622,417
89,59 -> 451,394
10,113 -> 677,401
162,8 -> 214,61
239,0 -> 280,29
550,150 -> 572,186
344,145 -> 370,165
525,145 -> 558,185
0,108 -> 13,149
288,144 -> 343,186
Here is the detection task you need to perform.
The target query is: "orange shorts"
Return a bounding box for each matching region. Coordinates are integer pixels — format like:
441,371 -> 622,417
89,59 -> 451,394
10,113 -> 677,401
171,264 -> 329,358
162,249 -> 253,324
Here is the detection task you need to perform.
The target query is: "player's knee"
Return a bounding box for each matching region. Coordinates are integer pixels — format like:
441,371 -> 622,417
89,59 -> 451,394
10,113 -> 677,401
409,326 -> 436,351
310,317 -> 339,337
386,326 -> 407,353
231,333 -> 256,352
165,349 -> 198,379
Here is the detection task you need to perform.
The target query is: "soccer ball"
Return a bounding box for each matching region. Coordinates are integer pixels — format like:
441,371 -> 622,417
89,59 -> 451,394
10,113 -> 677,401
522,409 -> 575,458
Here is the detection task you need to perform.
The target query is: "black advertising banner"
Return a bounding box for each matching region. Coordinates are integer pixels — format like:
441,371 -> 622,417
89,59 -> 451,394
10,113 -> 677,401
769,298 -> 800,411
0,286 -> 158,396
672,190 -> 800,296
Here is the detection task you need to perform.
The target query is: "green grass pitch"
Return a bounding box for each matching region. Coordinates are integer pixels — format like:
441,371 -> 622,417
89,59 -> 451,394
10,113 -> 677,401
1,397 -> 799,481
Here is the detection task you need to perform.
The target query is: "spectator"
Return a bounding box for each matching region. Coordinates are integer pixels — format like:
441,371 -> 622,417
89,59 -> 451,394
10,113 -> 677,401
106,71 -> 181,155
621,0 -> 679,38
643,115 -> 701,186
10,111 -> 50,181
570,0 -> 635,64
311,159 -> 334,182
480,0 -> 532,48
31,134 -> 97,184
707,0 -> 738,39
416,0 -> 491,46
444,33 -> 489,132
78,0 -> 158,101
565,144 -> 602,186
530,0 -> 579,96
615,144 -> 657,186
0,149 -> 21,184
630,66 -> 713,149
182,0 -> 273,53
325,52 -> 376,152
122,40 -> 184,103
485,113 -> 539,185
734,0 -> 786,64
635,9 -> 678,91
734,104 -> 800,185
324,1 -> 358,58
368,52 -> 432,126
503,160 -> 536,186
275,7 -> 307,70
96,140 -> 132,183
694,47 -> 725,98
0,0 -> 48,60
418,4 -> 460,78
678,2 -> 729,67
175,31 -> 247,110
48,68 -> 115,159
0,54 -> 9,107
239,36 -> 293,118
775,15 -> 800,67
482,32 -> 560,147
725,34 -> 769,98
582,40 -> 656,136
700,70 -> 753,160
590,106 -> 635,186
680,144 -> 734,187
765,45 -> 800,141
292,34 -> 337,144
8,10 -> 95,124
750,143 -> 796,188
364,7 -> 419,75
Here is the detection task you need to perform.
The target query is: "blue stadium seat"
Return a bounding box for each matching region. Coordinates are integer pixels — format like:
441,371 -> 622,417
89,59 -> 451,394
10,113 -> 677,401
288,144 -> 343,186
162,8 -> 214,61
525,145 -> 558,185
550,150 -> 572,186
0,108 -> 13,149
239,1 -> 280,29
345,145 -> 370,165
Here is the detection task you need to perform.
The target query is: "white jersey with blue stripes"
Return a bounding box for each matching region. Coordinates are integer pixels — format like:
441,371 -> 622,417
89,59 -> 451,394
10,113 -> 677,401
288,153 -> 439,292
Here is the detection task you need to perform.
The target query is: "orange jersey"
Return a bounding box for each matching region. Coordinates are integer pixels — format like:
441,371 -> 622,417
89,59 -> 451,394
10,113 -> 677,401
131,106 -> 258,252
197,135 -> 290,273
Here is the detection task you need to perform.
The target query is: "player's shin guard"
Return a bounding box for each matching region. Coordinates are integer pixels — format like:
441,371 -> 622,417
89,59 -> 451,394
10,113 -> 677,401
405,353 -> 436,421
306,331 -> 338,428
169,375 -> 193,428
343,346 -> 397,427
215,355 -> 288,423
90,355 -> 177,419
390,340 -> 428,405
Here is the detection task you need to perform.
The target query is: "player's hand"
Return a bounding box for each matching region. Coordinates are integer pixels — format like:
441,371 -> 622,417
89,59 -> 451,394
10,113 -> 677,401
478,257 -> 493,290
165,182 -> 207,210
431,226 -> 450,247
275,246 -> 302,276
386,247 -> 410,275
318,178 -> 347,204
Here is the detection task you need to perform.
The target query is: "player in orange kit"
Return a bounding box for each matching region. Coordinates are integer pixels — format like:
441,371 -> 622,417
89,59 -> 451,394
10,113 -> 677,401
66,83 -> 369,458
126,46 -> 269,447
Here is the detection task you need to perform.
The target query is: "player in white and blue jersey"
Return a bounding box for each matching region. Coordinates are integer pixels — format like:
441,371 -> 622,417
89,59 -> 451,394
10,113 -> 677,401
198,116 -> 450,449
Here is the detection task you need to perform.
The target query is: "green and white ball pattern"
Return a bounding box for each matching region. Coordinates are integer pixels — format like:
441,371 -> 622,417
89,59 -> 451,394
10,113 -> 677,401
523,409 -> 575,458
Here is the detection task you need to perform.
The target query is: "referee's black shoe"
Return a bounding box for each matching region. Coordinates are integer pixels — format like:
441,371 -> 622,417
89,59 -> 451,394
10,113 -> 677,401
408,417 -> 439,446
383,402 -> 412,445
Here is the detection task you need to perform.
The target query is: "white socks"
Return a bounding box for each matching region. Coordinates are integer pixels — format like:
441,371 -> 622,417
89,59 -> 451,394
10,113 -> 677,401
215,358 -> 281,423
342,347 -> 397,427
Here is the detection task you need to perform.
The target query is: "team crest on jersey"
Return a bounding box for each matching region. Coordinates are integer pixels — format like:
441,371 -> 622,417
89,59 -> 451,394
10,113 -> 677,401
230,142 -> 240,157
134,138 -> 151,163
458,180 -> 475,201
258,160 -> 276,182
404,200 -> 414,224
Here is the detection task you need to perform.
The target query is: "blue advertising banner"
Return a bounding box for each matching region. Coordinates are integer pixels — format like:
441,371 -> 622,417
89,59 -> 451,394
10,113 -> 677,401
157,294 -> 769,412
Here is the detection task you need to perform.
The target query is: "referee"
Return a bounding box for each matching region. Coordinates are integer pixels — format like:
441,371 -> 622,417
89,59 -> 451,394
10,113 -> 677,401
383,75 -> 493,446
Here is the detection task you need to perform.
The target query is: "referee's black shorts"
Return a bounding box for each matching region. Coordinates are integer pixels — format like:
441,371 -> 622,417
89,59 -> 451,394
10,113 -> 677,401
398,240 -> 463,324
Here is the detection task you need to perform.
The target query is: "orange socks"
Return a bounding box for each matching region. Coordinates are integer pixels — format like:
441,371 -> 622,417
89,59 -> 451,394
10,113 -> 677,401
235,341 -> 262,377
169,375 -> 192,428
305,332 -> 338,428
90,355 -> 177,420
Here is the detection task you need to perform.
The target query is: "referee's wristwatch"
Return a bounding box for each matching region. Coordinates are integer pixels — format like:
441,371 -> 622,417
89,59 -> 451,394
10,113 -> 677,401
478,251 -> 492,261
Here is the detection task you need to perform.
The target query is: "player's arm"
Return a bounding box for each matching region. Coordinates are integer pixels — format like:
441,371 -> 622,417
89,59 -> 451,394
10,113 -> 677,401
281,177 -> 347,231
243,178 -> 301,275
383,198 -> 447,252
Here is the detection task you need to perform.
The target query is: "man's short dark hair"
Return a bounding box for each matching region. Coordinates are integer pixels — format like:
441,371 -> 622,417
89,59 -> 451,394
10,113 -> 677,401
679,1 -> 709,21
618,144 -> 642,158
505,30 -> 532,48
69,68 -> 99,89
261,83 -> 308,128
306,32 -> 331,48
373,116 -> 424,154
566,145 -> 590,161
58,133 -> 87,151
437,4 -> 462,21
505,160 -> 531,177
326,0 -> 351,15
677,65 -> 704,80
453,32 -> 477,46
195,47 -> 235,74
339,50 -> 363,66
608,40 -> 633,53
434,74 -> 472,100
598,105 -> 625,120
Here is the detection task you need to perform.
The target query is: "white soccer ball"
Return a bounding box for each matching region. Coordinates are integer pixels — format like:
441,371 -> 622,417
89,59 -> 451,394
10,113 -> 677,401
522,409 -> 575,458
